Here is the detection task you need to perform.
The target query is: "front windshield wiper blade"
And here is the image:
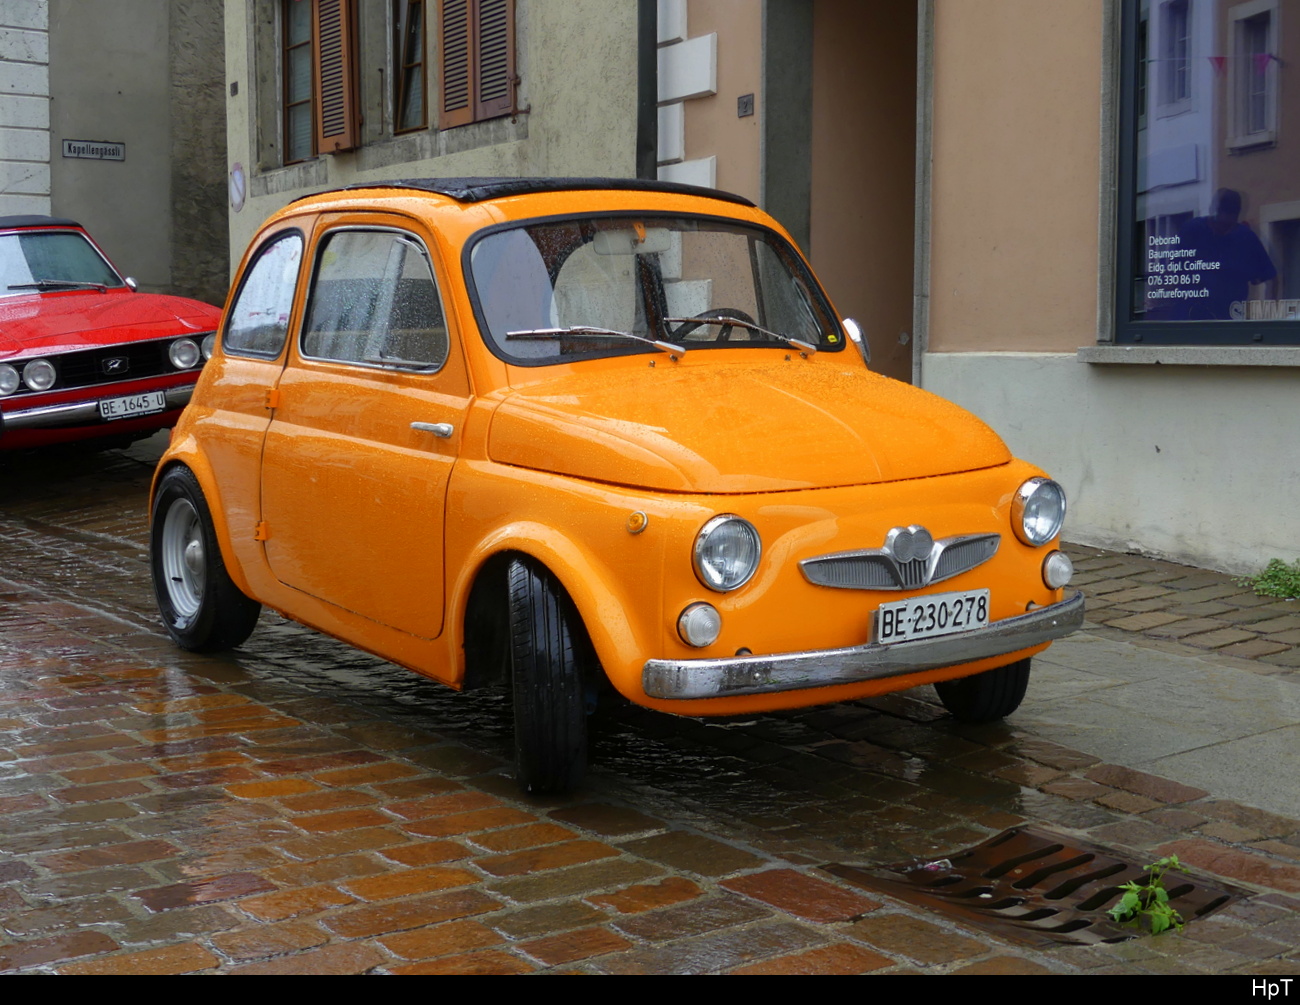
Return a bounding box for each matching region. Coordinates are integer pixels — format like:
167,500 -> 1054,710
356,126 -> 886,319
663,316 -> 818,354
506,326 -> 686,355
8,280 -> 109,293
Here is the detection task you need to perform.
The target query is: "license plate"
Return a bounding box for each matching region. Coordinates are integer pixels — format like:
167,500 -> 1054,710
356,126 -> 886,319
99,391 -> 168,421
876,589 -> 990,643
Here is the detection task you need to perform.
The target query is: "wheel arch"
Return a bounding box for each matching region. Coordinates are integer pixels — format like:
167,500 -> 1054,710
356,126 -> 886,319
151,445 -> 256,600
452,523 -> 650,694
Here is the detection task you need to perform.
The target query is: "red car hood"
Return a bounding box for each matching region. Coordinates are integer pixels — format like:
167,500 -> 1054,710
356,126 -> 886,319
0,290 -> 221,358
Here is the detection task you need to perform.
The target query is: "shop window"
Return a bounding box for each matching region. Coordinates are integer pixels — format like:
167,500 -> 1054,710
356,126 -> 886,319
1115,0 -> 1296,344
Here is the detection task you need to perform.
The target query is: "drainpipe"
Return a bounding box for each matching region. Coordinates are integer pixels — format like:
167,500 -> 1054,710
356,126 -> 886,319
636,0 -> 658,180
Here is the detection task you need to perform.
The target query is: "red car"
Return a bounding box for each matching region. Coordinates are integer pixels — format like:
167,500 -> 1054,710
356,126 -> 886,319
0,215 -> 221,450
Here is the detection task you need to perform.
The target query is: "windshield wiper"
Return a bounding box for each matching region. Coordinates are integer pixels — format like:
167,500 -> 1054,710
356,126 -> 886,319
663,316 -> 817,354
507,326 -> 685,355
8,280 -> 109,293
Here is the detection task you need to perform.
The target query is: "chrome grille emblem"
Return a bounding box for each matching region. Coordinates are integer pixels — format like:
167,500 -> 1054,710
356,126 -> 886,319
102,356 -> 129,375
800,528 -> 1001,591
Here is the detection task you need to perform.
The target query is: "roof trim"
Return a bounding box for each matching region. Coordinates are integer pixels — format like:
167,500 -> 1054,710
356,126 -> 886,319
0,215 -> 83,231
292,176 -> 756,208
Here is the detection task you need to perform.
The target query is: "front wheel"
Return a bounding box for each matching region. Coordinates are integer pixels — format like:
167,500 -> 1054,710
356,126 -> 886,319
934,658 -> 1031,722
150,466 -> 261,651
507,558 -> 589,795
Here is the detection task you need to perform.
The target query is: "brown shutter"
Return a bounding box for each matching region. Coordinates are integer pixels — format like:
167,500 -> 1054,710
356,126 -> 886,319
313,0 -> 359,152
474,0 -> 513,120
438,0 -> 514,128
438,0 -> 473,128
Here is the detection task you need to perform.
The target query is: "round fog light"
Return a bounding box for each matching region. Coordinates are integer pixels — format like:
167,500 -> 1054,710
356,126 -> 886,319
169,338 -> 201,369
1043,550 -> 1074,589
678,603 -> 722,648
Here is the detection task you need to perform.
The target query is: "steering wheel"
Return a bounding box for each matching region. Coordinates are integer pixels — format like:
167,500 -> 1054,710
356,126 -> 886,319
671,308 -> 758,342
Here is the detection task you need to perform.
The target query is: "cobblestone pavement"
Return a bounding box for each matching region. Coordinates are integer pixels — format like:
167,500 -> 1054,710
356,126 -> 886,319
0,441 -> 1297,974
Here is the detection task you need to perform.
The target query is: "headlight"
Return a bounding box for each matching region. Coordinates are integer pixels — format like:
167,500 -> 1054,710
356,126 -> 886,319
169,338 -> 201,369
0,364 -> 18,396
1012,478 -> 1066,546
22,359 -> 56,391
693,515 -> 761,591
201,333 -> 217,360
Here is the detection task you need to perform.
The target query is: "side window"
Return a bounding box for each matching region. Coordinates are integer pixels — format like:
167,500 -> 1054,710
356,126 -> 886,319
224,232 -> 304,357
301,229 -> 448,369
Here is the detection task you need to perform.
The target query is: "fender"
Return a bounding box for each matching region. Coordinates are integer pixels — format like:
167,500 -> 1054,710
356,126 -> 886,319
447,520 -> 659,697
150,434 -> 258,601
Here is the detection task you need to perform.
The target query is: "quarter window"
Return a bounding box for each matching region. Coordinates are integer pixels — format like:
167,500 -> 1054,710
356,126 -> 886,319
225,233 -> 304,358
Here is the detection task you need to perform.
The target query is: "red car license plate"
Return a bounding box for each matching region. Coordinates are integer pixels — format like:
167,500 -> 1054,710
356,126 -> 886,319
99,391 -> 168,421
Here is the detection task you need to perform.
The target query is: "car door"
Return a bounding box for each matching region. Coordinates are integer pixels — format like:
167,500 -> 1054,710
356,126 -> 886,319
259,217 -> 471,639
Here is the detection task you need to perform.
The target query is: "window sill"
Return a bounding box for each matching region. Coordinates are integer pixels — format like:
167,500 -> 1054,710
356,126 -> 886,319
1078,344 -> 1300,367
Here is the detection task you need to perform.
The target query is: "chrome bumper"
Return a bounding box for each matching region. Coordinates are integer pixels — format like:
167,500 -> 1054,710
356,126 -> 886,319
1,384 -> 194,432
642,591 -> 1085,700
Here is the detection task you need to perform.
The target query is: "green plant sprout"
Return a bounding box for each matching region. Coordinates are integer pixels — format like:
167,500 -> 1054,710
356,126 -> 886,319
1107,855 -> 1190,935
1237,558 -> 1300,599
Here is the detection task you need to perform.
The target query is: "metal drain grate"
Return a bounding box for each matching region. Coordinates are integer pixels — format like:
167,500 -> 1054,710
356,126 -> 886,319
824,825 -> 1240,946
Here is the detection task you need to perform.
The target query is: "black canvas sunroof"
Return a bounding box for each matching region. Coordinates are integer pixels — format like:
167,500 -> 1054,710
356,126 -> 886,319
306,176 -> 754,208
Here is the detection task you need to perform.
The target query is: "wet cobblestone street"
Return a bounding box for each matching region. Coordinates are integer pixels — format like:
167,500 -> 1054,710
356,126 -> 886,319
1,437 -> 1298,974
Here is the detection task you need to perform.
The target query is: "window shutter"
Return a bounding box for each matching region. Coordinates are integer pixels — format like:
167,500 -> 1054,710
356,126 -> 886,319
474,0 -> 514,120
438,0 -> 514,128
438,0 -> 473,128
313,0 -> 359,152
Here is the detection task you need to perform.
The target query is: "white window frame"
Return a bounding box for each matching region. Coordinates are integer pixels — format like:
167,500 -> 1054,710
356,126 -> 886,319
1227,0 -> 1279,150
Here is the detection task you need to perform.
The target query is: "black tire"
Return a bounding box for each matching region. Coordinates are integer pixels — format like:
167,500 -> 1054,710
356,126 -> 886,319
934,658 -> 1031,723
150,465 -> 261,651
507,558 -> 588,795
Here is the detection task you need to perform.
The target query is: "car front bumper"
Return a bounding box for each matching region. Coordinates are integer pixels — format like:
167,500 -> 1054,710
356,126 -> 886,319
0,383 -> 195,433
642,590 -> 1085,700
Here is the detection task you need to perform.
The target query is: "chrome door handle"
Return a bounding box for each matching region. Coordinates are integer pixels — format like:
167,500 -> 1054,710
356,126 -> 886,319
411,421 -> 454,438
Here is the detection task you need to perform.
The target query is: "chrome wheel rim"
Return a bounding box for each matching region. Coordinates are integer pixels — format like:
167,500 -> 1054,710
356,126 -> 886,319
160,498 -> 204,624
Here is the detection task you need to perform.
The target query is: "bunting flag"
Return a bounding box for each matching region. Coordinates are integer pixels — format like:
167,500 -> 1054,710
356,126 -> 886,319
1254,52 -> 1273,74
1209,55 -> 1227,74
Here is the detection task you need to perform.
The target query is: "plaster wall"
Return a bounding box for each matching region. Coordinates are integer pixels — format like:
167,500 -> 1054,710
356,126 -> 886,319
680,0 -> 760,204
225,0 -> 641,260
928,0 -> 1103,353
48,0 -> 172,290
923,351 -> 1300,575
809,0 -> 915,383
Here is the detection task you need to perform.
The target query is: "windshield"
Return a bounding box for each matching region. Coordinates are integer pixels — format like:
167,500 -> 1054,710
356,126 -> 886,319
467,215 -> 842,364
0,230 -> 124,296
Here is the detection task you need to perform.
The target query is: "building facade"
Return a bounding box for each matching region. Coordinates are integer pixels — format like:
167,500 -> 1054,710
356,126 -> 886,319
0,0 -> 228,303
220,0 -> 1294,574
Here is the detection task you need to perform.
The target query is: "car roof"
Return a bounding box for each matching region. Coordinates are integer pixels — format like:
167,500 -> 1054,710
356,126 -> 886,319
295,176 -> 756,208
0,215 -> 83,231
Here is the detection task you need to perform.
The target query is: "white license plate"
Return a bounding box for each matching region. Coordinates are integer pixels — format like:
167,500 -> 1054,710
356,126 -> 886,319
99,391 -> 168,421
876,589 -> 990,643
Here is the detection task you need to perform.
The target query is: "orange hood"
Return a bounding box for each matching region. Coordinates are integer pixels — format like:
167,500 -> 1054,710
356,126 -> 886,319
487,360 -> 1011,493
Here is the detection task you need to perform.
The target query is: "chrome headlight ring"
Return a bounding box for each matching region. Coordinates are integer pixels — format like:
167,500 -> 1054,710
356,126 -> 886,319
169,338 -> 201,370
0,364 -> 19,396
693,515 -> 762,592
22,358 -> 56,391
1012,477 -> 1067,547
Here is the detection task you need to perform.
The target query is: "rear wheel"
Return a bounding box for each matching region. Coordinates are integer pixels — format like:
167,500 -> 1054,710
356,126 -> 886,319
150,466 -> 261,651
507,558 -> 588,794
934,658 -> 1031,722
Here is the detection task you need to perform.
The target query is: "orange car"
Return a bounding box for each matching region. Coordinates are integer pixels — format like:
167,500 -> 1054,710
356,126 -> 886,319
148,178 -> 1083,793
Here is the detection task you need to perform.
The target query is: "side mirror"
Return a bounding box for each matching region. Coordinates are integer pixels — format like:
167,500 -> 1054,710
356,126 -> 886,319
124,277 -> 138,291
843,317 -> 869,367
